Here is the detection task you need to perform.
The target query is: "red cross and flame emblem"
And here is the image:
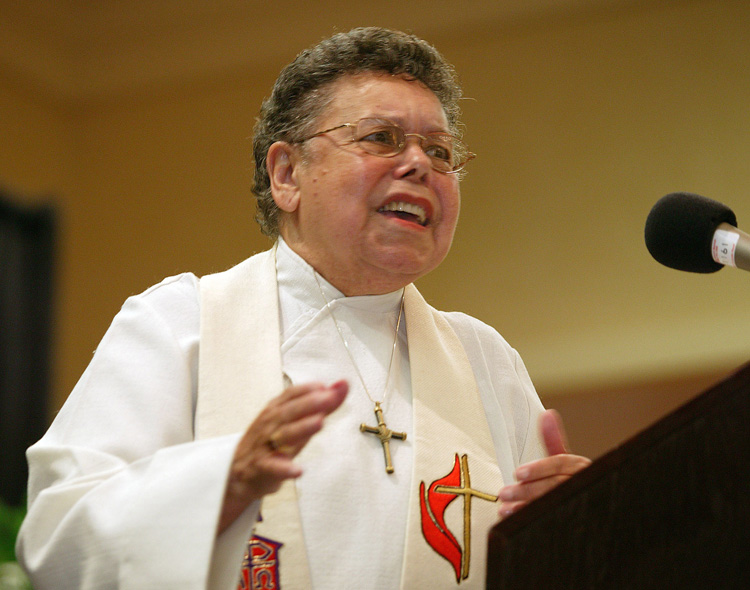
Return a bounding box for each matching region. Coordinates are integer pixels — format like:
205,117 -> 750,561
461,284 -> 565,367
419,453 -> 498,583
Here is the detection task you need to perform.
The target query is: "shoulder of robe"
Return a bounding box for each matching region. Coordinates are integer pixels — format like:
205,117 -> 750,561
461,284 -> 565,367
118,272 -> 201,334
437,310 -> 513,349
131,272 -> 201,308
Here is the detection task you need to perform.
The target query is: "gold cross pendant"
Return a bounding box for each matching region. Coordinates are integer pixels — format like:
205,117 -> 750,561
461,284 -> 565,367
360,402 -> 407,474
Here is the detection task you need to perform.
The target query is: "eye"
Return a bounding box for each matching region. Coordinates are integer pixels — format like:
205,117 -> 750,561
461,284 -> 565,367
358,126 -> 400,147
424,138 -> 454,163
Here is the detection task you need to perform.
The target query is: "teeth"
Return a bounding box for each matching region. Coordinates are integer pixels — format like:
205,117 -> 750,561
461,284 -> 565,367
379,201 -> 427,225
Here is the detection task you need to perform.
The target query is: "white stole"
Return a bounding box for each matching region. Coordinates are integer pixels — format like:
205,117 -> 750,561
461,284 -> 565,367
196,248 -> 503,588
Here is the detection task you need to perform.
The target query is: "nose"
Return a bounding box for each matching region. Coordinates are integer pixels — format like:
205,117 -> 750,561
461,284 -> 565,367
394,135 -> 432,180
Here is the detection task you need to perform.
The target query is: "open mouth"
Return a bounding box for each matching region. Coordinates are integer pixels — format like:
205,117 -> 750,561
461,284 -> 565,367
378,201 -> 428,226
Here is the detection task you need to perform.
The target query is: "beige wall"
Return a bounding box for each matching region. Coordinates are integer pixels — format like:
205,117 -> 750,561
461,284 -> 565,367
425,0 -> 750,387
2,0 -> 748,458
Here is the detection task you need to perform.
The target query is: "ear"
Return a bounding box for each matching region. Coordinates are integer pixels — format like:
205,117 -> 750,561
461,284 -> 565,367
267,141 -> 301,213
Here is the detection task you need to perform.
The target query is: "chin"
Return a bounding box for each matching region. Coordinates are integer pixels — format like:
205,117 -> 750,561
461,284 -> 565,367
365,233 -> 451,278
377,250 -> 444,281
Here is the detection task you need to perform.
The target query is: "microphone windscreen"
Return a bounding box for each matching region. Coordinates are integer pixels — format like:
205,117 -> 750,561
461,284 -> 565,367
644,192 -> 738,273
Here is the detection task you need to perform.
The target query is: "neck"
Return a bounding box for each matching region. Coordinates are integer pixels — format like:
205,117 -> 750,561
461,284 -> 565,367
278,235 -> 416,296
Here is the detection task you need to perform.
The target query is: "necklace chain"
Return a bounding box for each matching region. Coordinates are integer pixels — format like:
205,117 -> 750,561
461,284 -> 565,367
313,273 -> 404,408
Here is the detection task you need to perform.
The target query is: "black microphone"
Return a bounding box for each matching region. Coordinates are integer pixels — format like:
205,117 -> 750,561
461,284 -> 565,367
645,192 -> 750,273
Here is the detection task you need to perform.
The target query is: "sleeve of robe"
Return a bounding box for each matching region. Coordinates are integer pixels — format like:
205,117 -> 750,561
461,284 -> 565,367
16,273 -> 259,590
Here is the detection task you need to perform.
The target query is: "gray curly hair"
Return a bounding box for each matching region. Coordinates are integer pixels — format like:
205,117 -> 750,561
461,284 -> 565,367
251,27 -> 464,238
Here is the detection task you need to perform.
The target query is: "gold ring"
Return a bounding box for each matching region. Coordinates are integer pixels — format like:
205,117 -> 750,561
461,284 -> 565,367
267,434 -> 281,451
267,433 -> 292,454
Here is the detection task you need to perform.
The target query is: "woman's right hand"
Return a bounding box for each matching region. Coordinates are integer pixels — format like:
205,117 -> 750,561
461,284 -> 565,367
217,380 -> 348,534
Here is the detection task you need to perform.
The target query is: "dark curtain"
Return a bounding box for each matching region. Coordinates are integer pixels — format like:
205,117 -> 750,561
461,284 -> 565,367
0,190 -> 56,507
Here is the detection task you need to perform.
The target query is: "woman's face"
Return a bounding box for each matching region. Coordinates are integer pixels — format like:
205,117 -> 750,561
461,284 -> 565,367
272,73 -> 461,295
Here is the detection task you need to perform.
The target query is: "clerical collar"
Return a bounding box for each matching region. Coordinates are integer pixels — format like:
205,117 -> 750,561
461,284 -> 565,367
275,237 -> 404,342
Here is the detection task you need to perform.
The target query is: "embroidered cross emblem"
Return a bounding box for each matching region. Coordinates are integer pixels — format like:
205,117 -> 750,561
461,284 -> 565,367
360,402 -> 407,474
420,453 -> 498,583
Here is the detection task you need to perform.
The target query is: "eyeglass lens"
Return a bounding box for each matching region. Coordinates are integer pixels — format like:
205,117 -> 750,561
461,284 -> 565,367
352,119 -> 465,172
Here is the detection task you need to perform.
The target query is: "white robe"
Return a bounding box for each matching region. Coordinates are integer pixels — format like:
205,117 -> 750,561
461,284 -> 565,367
17,241 -> 546,589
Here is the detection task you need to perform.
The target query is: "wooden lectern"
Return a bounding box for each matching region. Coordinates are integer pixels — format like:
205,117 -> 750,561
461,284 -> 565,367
487,362 -> 750,589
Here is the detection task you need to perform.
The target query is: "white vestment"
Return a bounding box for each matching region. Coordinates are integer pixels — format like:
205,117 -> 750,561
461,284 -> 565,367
18,240 -> 546,589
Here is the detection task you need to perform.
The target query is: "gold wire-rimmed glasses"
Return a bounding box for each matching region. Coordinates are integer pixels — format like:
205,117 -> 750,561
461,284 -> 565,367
296,117 -> 475,174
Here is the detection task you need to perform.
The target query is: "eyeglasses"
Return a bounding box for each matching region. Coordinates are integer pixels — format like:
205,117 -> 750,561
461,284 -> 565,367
297,117 -> 475,174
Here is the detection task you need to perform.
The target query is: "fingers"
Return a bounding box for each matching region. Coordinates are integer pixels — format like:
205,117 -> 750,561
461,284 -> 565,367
499,456 -> 587,504
497,455 -> 590,520
266,412 -> 326,456
269,379 -> 348,424
497,453 -> 592,519
275,379 -> 348,423
498,410 -> 591,520
540,409 -> 569,455
247,379 -> 348,462
218,380 -> 349,533
498,500 -> 526,519
514,453 -> 591,483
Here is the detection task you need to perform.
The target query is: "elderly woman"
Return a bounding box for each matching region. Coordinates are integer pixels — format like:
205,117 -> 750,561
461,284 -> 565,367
17,28 -> 589,590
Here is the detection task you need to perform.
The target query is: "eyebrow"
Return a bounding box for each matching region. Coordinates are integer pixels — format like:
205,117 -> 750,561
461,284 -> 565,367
363,114 -> 451,135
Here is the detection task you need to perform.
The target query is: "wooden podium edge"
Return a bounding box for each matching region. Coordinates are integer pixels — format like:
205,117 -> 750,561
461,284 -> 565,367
489,359 -> 750,542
